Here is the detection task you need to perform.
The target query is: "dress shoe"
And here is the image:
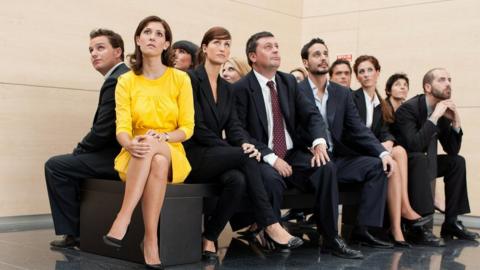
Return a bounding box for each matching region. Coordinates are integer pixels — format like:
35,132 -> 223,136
140,241 -> 164,269
389,234 -> 411,248
281,209 -> 307,222
322,236 -> 364,259
406,225 -> 445,247
441,220 -> 479,241
202,250 -> 219,263
264,231 -> 304,252
350,228 -> 393,249
401,215 -> 433,228
50,235 -> 79,248
103,226 -> 129,248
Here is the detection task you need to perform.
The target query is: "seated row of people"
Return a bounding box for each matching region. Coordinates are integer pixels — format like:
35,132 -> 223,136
45,15 -> 478,269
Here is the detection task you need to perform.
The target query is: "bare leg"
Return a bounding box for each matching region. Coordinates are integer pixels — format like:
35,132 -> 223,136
142,152 -> 170,265
392,146 -> 421,220
387,159 -> 405,241
107,140 -> 157,239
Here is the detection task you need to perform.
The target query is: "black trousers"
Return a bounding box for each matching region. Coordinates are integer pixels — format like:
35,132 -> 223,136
408,153 -> 470,220
45,153 -> 119,237
261,149 -> 339,237
186,146 -> 278,241
334,156 -> 388,228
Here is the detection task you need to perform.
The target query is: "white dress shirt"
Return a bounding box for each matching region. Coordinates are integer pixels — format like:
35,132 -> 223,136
103,62 -> 124,80
308,78 -> 333,151
363,89 -> 380,129
253,70 -> 293,166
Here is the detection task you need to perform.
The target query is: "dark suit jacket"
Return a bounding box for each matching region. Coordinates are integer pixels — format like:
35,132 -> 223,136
233,70 -> 327,158
351,88 -> 395,143
184,65 -> 249,165
297,79 -> 385,157
73,63 -> 129,170
392,94 -> 462,177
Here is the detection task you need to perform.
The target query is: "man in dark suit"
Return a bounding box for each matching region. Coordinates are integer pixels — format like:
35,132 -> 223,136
45,29 -> 129,248
234,31 -> 362,259
329,59 -> 353,91
393,68 -> 478,243
298,38 -> 395,249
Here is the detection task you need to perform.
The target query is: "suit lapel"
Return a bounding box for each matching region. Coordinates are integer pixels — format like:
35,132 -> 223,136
248,72 -> 268,136
197,66 -> 220,125
354,89 -> 367,124
326,83 -> 336,128
275,74 -> 290,124
216,79 -> 229,127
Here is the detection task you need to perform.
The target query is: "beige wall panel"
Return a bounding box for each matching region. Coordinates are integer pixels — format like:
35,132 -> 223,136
0,0 -> 302,217
456,108 -> 480,215
0,0 -> 302,91
0,84 -> 97,216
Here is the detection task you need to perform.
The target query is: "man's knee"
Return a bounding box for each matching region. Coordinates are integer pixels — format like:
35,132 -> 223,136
408,152 -> 428,166
452,155 -> 466,169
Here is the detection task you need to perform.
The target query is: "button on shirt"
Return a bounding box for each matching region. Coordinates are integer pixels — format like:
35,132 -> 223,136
363,89 -> 380,129
308,78 -> 333,151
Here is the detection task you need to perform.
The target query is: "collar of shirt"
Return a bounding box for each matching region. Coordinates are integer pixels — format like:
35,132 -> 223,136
362,89 -> 380,107
425,96 -> 433,116
253,69 -> 275,89
104,62 -> 124,80
307,77 -> 330,99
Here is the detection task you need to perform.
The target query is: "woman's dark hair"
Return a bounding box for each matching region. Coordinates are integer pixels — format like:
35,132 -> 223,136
197,27 -> 231,66
353,55 -> 381,75
353,55 -> 393,124
129,16 -> 173,75
383,73 -> 410,123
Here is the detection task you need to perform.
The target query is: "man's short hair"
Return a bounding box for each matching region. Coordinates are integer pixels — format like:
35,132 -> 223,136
89,28 -> 124,61
300,38 -> 327,60
329,59 -> 352,77
422,68 -> 444,91
245,31 -> 274,66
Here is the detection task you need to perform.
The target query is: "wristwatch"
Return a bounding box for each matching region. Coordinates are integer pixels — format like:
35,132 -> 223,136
164,133 -> 170,142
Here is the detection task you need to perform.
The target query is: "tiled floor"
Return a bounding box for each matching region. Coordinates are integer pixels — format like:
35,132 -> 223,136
0,227 -> 478,270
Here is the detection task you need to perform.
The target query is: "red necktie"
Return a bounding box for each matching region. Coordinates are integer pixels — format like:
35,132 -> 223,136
267,80 -> 287,159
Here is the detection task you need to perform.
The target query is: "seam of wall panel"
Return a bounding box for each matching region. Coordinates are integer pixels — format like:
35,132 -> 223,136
0,82 -> 97,93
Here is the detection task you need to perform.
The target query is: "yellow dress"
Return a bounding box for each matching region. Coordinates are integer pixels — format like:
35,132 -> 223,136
114,68 -> 195,183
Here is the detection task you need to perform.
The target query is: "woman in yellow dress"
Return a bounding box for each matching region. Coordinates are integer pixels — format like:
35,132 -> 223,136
102,16 -> 194,269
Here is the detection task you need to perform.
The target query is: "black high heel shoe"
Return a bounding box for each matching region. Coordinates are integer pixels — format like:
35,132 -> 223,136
389,234 -> 412,248
103,226 -> 130,248
140,241 -> 164,270
263,231 -> 304,252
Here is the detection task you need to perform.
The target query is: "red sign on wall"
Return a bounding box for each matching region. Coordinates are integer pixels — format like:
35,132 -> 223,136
337,54 -> 352,62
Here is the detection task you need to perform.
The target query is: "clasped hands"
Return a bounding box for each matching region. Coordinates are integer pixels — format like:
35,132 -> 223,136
125,130 -> 166,158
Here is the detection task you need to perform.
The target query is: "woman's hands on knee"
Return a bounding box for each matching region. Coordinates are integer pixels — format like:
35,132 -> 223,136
126,135 -> 151,158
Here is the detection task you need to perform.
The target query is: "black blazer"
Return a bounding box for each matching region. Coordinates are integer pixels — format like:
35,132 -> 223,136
184,65 -> 249,164
352,88 -> 395,143
393,94 -> 462,154
73,63 -> 129,166
233,70 -> 327,158
297,79 -> 385,157
393,94 -> 462,179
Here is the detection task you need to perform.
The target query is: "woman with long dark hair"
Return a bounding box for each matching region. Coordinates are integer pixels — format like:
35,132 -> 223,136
352,55 -> 430,247
184,27 -> 303,261
103,16 -> 194,269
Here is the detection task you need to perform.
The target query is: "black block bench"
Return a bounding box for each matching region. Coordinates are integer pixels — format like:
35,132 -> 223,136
80,179 -> 361,266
